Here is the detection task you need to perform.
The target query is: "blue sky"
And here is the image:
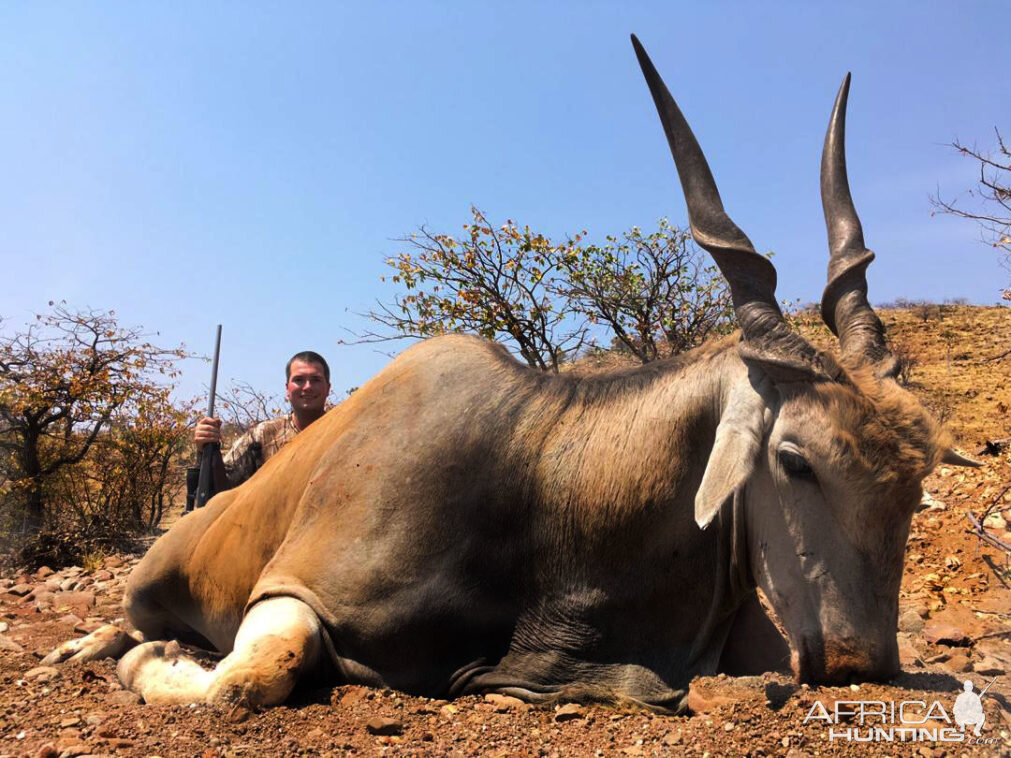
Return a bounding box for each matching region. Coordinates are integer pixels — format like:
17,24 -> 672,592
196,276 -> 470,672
2,2 -> 1008,402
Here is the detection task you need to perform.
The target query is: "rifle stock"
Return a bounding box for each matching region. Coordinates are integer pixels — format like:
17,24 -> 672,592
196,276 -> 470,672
194,325 -> 222,509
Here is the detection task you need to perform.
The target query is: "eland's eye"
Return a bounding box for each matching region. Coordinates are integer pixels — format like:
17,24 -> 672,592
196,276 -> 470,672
778,449 -> 815,480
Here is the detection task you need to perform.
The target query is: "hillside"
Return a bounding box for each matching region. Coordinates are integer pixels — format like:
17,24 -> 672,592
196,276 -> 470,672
0,305 -> 1009,757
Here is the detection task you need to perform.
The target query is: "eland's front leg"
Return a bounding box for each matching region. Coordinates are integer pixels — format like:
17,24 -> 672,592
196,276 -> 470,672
118,596 -> 324,707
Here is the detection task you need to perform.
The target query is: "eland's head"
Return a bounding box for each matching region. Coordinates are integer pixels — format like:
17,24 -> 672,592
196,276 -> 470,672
633,36 -> 978,685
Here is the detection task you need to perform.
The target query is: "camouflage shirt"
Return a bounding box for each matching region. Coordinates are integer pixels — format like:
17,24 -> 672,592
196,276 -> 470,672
223,415 -> 299,488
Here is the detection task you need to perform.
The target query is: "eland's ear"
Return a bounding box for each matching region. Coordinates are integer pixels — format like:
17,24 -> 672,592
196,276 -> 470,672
694,379 -> 770,529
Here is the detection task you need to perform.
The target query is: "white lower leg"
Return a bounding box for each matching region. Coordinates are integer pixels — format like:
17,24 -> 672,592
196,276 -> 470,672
118,596 -> 323,707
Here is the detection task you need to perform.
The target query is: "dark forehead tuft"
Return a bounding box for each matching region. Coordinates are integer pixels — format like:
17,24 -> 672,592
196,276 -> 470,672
811,361 -> 949,485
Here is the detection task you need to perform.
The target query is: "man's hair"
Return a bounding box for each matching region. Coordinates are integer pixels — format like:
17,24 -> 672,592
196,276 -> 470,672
286,351 -> 331,383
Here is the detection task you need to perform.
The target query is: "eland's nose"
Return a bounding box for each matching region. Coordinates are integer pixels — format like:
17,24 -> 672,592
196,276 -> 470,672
793,636 -> 899,685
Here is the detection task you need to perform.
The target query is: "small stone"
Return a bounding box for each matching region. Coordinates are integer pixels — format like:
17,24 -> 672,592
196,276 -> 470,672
54,592 -> 95,614
554,703 -> 585,722
983,513 -> 1007,530
83,712 -> 103,727
0,621 -> 7,633
24,666 -> 60,681
898,638 -> 922,668
0,635 -> 24,653
34,744 -> 58,758
942,651 -> 973,673
723,721 -> 735,731
973,656 -> 1006,676
662,730 -> 683,746
106,690 -> 142,706
36,567 -> 55,579
898,609 -> 925,633
336,686 -> 367,707
74,618 -> 104,635
365,717 -> 403,736
484,693 -> 527,712
59,578 -> 79,592
54,742 -> 88,757
923,622 -> 970,646
226,705 -> 252,723
91,570 -> 114,582
8,583 -> 32,597
60,717 -> 81,728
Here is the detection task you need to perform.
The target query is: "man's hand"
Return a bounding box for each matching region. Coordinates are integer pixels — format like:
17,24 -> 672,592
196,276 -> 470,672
194,417 -> 223,451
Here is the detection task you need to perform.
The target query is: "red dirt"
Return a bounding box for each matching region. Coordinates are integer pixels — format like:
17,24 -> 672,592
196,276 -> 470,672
1,306 -> 1009,757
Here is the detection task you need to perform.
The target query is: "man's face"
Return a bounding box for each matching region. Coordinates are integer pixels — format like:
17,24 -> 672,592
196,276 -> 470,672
286,359 -> 330,415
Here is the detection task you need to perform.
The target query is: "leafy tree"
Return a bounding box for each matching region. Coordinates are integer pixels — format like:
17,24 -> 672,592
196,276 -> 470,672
360,209 -> 734,369
51,391 -> 194,533
360,206 -> 587,372
932,128 -> 1011,302
562,218 -> 734,363
0,303 -> 186,537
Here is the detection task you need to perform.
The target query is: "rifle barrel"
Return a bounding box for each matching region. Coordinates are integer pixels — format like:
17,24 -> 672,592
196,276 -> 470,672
194,324 -> 223,509
207,324 -> 222,417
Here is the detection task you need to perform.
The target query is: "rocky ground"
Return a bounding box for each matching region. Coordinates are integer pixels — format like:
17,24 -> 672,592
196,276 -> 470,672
1,306 -> 1010,757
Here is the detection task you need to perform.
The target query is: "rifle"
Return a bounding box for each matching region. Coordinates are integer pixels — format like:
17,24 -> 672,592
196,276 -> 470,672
194,325 -> 223,509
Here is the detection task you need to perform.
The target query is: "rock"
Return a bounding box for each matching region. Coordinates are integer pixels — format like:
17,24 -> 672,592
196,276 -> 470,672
54,741 -> 89,757
36,566 -> 55,579
8,583 -> 32,597
923,622 -> 970,646
0,621 -> 7,633
337,686 -> 368,707
57,612 -> 83,625
688,679 -> 757,714
0,635 -> 23,653
34,744 -> 58,758
31,589 -> 56,604
553,703 -> 585,722
898,609 -> 925,633
973,656 -> 1006,676
91,570 -> 114,582
942,651 -> 973,674
104,556 -> 125,569
662,730 -> 683,746
365,717 -> 403,736
983,513 -> 1007,530
59,579 -> 79,592
226,705 -> 252,724
919,492 -> 946,511
105,690 -> 142,706
53,591 -> 95,616
74,618 -> 104,635
898,638 -> 922,668
24,666 -> 60,681
484,693 -> 527,712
